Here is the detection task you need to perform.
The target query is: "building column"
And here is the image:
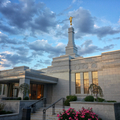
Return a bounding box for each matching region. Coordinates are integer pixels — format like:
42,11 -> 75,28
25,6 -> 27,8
18,78 -> 30,99
4,84 -> 7,96
7,84 -> 10,97
89,72 -> 92,86
1,84 -> 4,95
80,72 -> 84,94
44,84 -> 47,98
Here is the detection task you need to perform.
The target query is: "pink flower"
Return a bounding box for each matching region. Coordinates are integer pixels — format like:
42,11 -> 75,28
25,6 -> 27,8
57,114 -> 59,117
76,114 -> 78,117
69,117 -> 72,119
81,116 -> 85,118
88,119 -> 91,120
67,113 -> 70,115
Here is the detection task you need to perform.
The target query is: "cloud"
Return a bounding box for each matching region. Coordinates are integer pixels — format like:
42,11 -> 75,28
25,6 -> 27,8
57,5 -> 72,16
93,26 -> 120,38
68,7 -> 120,38
33,59 -> 51,69
0,51 -> 32,68
77,40 -> 115,56
72,0 -> 76,3
0,32 -> 18,44
0,21 -> 19,34
29,39 -> 66,58
0,0 -> 57,35
11,46 -> 29,56
103,37 -> 120,42
0,32 -> 28,46
0,53 -> 32,66
31,8 -> 57,33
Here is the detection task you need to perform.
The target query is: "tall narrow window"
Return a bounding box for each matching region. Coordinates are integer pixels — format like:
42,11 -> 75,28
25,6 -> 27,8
84,72 -> 89,94
92,71 -> 98,85
75,73 -> 81,94
0,84 -> 2,95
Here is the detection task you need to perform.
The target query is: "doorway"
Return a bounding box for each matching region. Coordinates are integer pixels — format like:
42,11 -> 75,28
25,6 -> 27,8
29,84 -> 44,100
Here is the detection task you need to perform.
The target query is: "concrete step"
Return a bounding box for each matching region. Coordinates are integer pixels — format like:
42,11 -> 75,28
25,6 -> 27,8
31,106 -> 70,120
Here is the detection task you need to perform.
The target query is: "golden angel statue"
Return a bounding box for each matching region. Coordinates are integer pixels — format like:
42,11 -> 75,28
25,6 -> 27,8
69,16 -> 73,25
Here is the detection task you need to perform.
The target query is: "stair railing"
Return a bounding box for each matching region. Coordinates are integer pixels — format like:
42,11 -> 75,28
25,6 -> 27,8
28,97 -> 46,113
43,97 -> 65,120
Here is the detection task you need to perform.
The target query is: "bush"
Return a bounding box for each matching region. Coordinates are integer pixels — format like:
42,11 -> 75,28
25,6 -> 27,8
64,99 -> 70,106
57,107 -> 102,120
3,97 -> 21,100
84,95 -> 94,102
64,95 -> 77,106
17,97 -> 21,100
66,95 -> 77,101
0,110 -> 13,115
23,96 -> 29,100
0,103 -> 5,111
106,100 -> 116,102
95,97 -> 105,102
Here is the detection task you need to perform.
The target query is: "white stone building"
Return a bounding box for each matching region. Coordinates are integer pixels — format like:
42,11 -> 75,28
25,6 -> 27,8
0,27 -> 120,103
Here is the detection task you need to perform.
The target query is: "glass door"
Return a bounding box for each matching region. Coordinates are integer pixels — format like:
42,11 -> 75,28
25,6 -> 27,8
29,84 -> 44,100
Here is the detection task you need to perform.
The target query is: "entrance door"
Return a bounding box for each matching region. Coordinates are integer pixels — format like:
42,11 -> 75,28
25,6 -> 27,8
13,88 -> 18,97
31,84 -> 37,100
29,84 -> 44,100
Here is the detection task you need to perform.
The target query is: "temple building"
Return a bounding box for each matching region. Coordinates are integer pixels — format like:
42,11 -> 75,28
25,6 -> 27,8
0,26 -> 120,103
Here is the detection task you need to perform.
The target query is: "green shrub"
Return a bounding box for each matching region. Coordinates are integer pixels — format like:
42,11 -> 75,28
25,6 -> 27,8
23,96 -> 29,100
0,110 -> 13,115
84,95 -> 94,102
0,103 -> 5,111
106,100 -> 116,102
17,97 -> 21,100
95,97 -> 105,102
64,95 -> 77,106
4,97 -> 21,100
64,99 -> 70,106
66,95 -> 77,101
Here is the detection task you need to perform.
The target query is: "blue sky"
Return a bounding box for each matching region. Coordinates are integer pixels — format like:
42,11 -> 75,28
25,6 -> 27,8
0,0 -> 120,70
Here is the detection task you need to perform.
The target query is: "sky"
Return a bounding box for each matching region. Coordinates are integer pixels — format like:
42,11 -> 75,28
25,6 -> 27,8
0,0 -> 120,70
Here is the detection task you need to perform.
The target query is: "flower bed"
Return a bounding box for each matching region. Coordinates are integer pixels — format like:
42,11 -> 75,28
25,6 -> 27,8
70,101 -> 120,120
57,108 -> 102,120
0,110 -> 13,115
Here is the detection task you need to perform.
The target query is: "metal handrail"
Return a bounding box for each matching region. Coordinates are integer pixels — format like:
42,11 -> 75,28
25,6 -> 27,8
28,97 -> 46,113
43,97 -> 65,120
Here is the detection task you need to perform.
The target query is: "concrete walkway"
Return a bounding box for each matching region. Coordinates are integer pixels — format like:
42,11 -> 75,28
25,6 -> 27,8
31,105 -> 70,120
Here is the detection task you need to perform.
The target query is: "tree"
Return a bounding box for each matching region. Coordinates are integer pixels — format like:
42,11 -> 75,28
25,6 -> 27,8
88,84 -> 103,101
19,83 -> 30,98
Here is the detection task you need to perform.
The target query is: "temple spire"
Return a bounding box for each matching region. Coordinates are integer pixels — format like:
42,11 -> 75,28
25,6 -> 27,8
65,27 -> 79,58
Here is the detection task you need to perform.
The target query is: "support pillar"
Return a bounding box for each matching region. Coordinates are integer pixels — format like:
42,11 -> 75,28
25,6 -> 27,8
1,84 -> 4,95
80,72 -> 84,94
44,84 -> 47,98
89,72 -> 92,86
18,78 -> 30,99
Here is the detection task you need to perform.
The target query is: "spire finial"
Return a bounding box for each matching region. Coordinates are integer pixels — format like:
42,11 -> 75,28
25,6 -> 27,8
69,16 -> 73,26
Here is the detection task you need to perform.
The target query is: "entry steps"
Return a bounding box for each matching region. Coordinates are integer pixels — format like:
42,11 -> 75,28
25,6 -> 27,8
31,105 -> 70,120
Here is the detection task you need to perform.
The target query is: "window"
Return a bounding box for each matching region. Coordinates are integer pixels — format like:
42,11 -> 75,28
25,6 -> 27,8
0,84 -> 2,95
75,73 -> 81,94
29,84 -> 44,100
92,71 -> 98,85
84,72 -> 89,94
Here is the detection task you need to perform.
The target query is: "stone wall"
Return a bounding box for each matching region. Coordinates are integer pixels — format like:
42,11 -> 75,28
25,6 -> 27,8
42,50 -> 120,103
46,71 -> 70,104
70,101 -> 120,120
0,100 -> 43,120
